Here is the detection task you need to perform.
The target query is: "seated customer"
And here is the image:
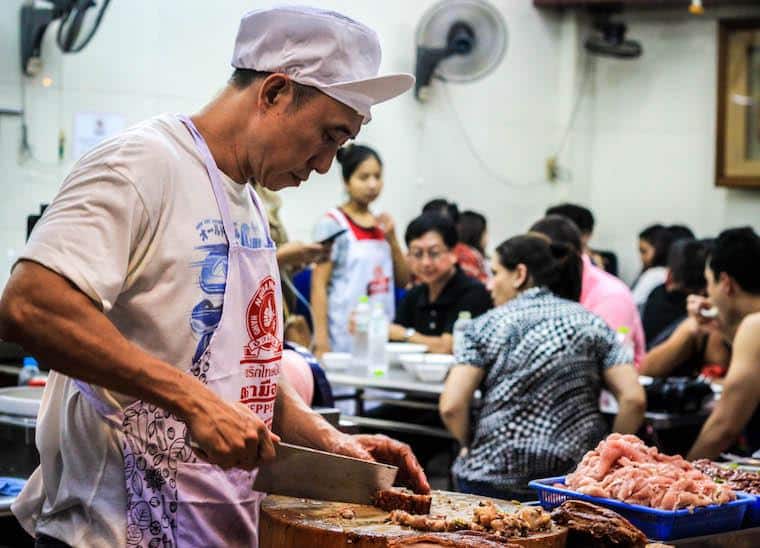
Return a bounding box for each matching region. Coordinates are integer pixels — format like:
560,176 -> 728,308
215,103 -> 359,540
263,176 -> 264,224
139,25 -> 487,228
545,202 -> 611,273
642,238 -> 711,346
440,234 -> 645,500
389,213 -> 492,354
632,224 -> 673,310
456,210 -> 491,284
687,227 -> 760,459
531,215 -> 646,365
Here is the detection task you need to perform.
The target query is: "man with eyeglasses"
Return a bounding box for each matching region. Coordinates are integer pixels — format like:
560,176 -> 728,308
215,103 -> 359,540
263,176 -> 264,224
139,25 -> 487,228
389,212 -> 492,354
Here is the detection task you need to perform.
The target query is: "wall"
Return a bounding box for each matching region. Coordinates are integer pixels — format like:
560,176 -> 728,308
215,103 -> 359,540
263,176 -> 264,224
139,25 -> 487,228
582,6 -> 760,282
0,1 -> 758,291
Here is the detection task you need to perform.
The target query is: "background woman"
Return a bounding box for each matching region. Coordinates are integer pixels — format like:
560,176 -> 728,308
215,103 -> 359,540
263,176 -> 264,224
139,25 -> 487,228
632,224 -> 674,309
456,210 -> 491,284
440,233 -> 645,500
311,144 -> 409,355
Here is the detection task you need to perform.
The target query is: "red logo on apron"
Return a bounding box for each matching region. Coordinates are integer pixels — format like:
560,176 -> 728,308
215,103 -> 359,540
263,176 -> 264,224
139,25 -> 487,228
367,264 -> 390,296
240,275 -> 281,423
243,276 -> 282,361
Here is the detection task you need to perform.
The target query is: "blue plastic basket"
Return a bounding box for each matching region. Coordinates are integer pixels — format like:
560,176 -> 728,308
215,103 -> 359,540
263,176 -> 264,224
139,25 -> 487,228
528,476 -> 751,541
740,492 -> 760,527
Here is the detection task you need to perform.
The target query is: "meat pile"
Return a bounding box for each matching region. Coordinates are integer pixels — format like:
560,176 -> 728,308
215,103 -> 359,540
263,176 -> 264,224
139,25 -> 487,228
374,488 -> 433,514
693,460 -> 760,495
564,434 -> 736,510
389,500 -> 552,539
551,500 -> 648,548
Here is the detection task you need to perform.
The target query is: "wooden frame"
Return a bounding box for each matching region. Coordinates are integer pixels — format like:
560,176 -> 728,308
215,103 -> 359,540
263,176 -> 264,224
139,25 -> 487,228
716,19 -> 760,188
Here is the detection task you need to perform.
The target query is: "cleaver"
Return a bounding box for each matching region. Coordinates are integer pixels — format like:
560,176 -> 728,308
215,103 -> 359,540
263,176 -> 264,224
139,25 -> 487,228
252,442 -> 398,504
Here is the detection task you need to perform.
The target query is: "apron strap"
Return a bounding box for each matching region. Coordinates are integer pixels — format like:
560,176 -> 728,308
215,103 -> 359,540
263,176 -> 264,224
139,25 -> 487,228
178,115 -> 239,249
248,185 -> 275,248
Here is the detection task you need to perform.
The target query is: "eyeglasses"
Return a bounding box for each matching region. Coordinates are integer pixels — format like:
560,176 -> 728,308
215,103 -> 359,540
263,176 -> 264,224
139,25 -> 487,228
409,248 -> 446,261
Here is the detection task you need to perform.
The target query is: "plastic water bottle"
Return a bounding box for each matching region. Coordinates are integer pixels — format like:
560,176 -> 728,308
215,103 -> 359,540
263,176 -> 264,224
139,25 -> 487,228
18,356 -> 40,386
350,296 -> 371,375
368,302 -> 389,377
452,310 -> 472,357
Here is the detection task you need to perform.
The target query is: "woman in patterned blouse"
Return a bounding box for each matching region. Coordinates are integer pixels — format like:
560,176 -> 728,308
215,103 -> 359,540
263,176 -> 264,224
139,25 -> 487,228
439,233 -> 645,500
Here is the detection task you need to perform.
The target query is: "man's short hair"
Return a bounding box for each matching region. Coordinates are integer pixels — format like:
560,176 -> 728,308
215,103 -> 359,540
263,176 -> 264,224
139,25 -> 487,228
545,203 -> 594,235
709,227 -> 760,294
422,198 -> 460,224
405,212 -> 458,249
228,68 -> 321,108
529,215 -> 583,254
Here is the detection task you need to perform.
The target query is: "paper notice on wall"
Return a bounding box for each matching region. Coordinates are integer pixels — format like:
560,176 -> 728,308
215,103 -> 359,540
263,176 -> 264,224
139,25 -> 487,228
73,112 -> 126,159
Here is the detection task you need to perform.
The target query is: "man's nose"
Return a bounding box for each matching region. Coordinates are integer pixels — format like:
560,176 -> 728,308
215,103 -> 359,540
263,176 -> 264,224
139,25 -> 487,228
309,149 -> 334,175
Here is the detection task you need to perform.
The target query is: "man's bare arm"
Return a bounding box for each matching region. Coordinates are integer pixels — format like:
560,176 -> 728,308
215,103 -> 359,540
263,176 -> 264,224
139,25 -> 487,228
688,314 -> 760,460
0,260 -> 277,469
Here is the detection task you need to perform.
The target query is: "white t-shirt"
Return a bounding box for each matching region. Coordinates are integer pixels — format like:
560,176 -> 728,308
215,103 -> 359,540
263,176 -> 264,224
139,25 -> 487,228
631,266 -> 668,310
12,114 -> 267,547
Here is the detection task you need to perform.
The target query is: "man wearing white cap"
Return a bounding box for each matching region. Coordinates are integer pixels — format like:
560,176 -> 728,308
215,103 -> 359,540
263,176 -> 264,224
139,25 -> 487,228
0,6 -> 428,547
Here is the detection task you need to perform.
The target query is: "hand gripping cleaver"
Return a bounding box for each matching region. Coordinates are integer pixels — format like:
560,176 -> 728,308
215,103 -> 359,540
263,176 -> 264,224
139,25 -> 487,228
252,442 -> 398,504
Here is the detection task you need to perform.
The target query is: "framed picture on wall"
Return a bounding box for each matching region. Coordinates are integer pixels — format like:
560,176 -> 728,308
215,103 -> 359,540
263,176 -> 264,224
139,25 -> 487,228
716,19 -> 760,188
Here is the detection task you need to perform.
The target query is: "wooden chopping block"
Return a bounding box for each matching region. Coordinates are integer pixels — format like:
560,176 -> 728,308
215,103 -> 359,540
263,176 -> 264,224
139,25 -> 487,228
259,490 -> 568,548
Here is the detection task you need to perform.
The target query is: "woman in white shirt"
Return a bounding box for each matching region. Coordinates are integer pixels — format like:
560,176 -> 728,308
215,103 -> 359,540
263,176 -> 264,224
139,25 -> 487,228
631,224 -> 672,310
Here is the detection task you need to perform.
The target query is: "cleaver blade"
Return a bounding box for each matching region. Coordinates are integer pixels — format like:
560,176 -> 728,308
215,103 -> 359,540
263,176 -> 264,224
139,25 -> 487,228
252,442 -> 397,505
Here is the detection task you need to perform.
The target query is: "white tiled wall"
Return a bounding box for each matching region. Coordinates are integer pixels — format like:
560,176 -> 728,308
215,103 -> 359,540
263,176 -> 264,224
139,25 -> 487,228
0,0 -> 759,291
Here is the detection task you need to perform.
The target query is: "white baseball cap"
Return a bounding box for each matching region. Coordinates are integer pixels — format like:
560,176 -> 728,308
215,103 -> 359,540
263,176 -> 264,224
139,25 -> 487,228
231,5 -> 414,124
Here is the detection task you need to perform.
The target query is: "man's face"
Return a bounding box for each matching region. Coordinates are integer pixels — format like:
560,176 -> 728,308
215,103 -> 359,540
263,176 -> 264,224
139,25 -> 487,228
249,82 -> 363,191
705,265 -> 728,316
407,231 -> 457,286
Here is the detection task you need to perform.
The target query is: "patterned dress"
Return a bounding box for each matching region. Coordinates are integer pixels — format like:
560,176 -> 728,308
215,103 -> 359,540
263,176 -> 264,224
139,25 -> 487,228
453,287 -> 632,496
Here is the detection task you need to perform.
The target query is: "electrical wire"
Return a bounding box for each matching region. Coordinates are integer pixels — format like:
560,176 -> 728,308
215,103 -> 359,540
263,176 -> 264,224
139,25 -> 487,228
440,82 -> 538,187
554,54 -> 593,161
56,0 -> 111,53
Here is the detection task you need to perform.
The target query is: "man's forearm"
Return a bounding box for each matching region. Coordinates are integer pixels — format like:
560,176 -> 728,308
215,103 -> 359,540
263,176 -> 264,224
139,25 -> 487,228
0,261 -> 212,420
688,414 -> 739,460
272,374 -> 342,450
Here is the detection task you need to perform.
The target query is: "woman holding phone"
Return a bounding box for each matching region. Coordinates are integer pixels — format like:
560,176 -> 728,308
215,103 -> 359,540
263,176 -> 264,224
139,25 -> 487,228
311,144 -> 409,356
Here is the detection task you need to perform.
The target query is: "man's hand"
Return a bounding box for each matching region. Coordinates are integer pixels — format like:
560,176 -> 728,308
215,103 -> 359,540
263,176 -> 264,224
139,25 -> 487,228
686,294 -> 721,335
388,323 -> 407,342
376,213 -> 397,240
186,396 -> 280,470
330,433 -> 431,494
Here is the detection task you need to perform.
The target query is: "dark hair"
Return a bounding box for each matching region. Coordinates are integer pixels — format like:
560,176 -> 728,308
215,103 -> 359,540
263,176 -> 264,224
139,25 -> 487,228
638,224 -> 673,267
545,203 -> 594,234
496,234 -> 582,301
335,144 -> 382,182
458,210 -> 487,253
228,68 -> 320,108
668,238 -> 711,294
405,212 -> 458,249
667,224 -> 695,242
709,227 -> 760,294
529,215 -> 582,254
422,198 -> 460,224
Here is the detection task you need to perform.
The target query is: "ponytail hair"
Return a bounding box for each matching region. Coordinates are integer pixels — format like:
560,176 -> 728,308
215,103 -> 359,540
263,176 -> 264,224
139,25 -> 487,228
335,143 -> 381,182
495,234 -> 582,301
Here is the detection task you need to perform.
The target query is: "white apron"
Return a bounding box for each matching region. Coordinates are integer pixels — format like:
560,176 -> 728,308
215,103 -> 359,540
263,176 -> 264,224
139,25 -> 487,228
71,115 -> 282,547
326,208 -> 394,352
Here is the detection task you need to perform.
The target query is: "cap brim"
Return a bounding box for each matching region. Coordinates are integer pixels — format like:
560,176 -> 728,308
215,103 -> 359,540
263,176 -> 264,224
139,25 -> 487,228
321,73 -> 415,106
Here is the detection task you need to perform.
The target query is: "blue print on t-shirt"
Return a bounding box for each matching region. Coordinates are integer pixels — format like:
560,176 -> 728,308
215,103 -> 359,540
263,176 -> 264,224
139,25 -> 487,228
189,218 -> 262,362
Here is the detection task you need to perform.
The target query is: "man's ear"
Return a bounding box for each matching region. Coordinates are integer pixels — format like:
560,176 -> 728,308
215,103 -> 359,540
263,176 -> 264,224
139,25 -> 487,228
664,269 -> 674,291
258,73 -> 291,111
720,272 -> 735,297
